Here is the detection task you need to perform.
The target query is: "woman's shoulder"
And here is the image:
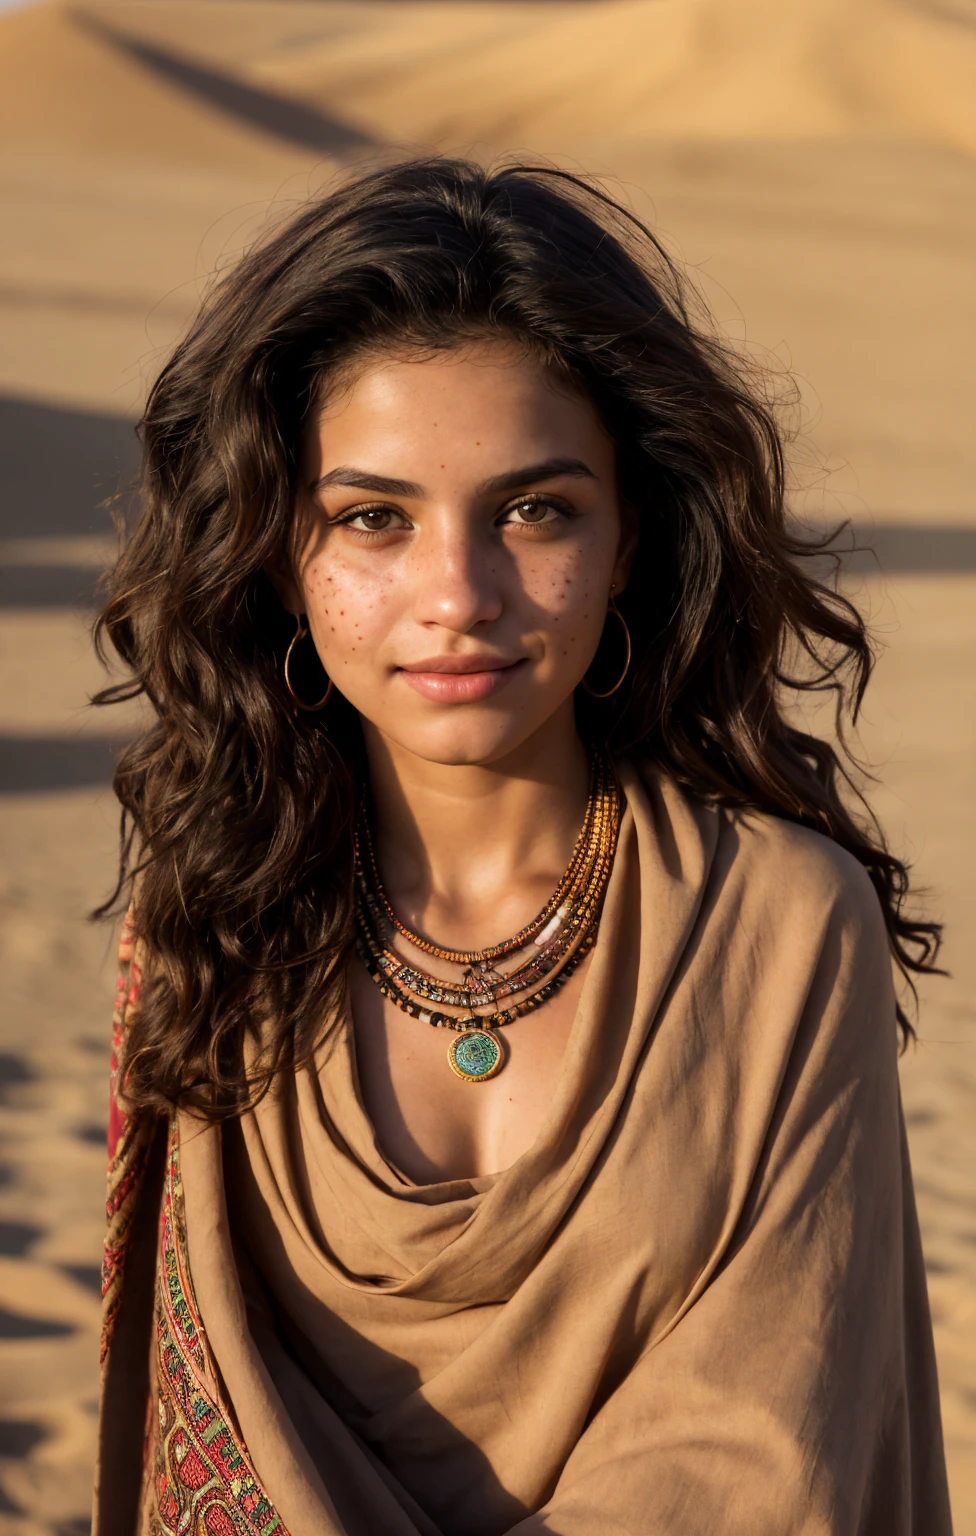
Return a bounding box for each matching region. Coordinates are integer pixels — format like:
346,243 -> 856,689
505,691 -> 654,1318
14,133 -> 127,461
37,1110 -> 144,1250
629,757 -> 884,936
725,802 -> 881,922
626,762 -> 901,1083
716,806 -> 896,1018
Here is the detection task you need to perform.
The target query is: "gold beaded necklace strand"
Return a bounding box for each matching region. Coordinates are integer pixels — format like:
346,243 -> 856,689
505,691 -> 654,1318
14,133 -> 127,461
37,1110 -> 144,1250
356,752 -> 604,964
353,752 -> 622,1081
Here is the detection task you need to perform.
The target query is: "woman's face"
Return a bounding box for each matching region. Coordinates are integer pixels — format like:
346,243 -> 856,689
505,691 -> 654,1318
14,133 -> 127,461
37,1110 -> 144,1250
282,337 -> 633,767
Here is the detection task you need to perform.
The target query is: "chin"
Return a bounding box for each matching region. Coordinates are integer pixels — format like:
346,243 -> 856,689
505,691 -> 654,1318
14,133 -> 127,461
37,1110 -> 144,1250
381,716 -> 542,769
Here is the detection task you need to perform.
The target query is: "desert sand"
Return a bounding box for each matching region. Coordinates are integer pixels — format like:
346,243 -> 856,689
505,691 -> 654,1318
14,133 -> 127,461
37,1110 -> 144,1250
0,2 -> 973,1530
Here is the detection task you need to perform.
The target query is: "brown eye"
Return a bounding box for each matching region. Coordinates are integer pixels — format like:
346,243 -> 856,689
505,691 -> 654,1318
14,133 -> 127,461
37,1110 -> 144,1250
345,506 -> 405,533
502,499 -> 561,527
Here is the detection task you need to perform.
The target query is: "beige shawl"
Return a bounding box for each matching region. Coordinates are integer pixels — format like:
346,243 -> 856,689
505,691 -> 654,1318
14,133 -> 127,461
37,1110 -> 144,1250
95,763 -> 951,1534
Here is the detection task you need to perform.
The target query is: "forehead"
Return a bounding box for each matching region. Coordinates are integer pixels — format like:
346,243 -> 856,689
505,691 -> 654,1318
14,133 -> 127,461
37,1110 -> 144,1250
305,340 -> 611,476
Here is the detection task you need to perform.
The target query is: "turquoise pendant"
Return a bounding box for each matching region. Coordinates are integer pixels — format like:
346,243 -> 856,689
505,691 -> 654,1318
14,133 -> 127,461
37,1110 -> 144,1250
447,1027 -> 503,1082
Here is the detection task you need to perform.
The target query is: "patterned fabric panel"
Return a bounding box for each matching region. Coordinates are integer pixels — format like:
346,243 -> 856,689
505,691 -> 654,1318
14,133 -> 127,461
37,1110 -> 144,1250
147,1122 -> 289,1536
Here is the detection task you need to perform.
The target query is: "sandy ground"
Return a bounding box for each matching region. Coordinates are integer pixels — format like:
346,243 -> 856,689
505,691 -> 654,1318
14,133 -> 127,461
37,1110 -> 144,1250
0,1 -> 973,1529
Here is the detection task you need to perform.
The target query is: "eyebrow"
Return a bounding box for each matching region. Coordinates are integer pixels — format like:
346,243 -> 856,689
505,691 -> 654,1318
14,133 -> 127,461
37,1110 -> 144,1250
309,456 -> 596,499
311,467 -> 425,497
477,457 -> 596,496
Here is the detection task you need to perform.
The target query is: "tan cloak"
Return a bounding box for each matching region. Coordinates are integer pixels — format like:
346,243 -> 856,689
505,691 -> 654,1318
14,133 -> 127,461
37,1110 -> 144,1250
94,764 -> 952,1534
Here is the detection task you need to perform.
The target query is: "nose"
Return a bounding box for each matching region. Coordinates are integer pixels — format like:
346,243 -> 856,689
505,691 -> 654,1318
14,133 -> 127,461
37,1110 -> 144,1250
410,515 -> 505,634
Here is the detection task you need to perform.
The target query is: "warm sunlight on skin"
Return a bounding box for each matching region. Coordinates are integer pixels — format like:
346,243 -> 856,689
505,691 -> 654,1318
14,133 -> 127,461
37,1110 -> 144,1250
284,338 -> 632,772
272,338 -> 637,1181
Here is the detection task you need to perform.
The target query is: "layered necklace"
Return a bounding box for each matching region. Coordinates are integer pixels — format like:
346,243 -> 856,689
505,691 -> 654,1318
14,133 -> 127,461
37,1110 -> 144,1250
353,751 -> 622,1082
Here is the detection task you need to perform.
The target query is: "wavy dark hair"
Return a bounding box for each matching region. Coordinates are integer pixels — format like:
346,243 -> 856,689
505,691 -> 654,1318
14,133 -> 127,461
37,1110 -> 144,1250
94,154 -> 940,1117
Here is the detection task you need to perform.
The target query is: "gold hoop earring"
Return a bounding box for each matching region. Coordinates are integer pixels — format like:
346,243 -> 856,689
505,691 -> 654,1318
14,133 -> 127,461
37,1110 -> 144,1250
582,594 -> 631,698
283,615 -> 333,712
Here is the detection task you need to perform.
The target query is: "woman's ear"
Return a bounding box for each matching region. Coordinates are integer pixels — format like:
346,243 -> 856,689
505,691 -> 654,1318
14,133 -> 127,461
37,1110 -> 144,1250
611,501 -> 640,596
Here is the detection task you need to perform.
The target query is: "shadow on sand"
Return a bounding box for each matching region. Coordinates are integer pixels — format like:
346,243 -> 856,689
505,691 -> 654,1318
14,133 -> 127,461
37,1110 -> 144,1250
0,393 -> 139,542
76,12 -> 377,157
0,736 -> 126,794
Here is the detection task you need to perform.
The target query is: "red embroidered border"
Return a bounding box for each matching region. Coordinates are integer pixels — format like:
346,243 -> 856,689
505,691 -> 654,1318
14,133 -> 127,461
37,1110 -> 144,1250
99,913 -> 289,1531
147,1121 -> 288,1535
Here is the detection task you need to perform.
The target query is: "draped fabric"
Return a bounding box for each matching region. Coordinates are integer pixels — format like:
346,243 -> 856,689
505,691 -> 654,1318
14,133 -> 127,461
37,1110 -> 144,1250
94,764 -> 952,1535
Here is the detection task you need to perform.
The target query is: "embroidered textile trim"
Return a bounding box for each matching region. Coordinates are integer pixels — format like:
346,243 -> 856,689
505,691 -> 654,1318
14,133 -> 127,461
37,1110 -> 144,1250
99,911 -> 288,1532
148,1122 -> 289,1535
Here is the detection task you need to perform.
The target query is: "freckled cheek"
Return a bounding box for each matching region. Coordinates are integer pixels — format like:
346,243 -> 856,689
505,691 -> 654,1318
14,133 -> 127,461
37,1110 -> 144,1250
520,549 -> 603,621
303,562 -> 398,662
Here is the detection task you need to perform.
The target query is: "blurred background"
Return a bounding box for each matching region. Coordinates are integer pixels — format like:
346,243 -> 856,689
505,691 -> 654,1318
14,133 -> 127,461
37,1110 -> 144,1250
0,0 -> 973,1529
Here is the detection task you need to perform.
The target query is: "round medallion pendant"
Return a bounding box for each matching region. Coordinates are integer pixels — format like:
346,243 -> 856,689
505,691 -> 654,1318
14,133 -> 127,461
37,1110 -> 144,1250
447,1027 -> 503,1082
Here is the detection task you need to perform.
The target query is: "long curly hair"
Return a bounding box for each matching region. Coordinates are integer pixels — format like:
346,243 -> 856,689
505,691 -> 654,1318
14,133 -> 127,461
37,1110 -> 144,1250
94,155 -> 940,1118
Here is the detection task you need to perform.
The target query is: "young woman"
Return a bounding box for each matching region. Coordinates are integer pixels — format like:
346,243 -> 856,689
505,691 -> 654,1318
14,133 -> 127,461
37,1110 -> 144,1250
92,157 -> 950,1535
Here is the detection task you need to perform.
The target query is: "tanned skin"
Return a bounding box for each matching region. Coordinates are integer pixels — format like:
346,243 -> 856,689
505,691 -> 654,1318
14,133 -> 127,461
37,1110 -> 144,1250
273,339 -> 635,1182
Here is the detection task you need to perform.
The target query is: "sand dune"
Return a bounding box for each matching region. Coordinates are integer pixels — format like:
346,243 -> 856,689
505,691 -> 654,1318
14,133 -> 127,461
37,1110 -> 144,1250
74,0 -> 976,158
1,2 -> 974,512
266,0 -> 976,156
0,2 -> 335,172
6,0 -> 974,174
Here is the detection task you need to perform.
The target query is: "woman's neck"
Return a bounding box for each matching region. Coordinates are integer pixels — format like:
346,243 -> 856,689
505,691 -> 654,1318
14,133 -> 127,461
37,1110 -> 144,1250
363,709 -> 591,952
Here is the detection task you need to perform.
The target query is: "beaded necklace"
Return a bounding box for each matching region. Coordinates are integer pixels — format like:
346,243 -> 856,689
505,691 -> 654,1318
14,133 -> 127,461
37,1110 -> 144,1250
353,752 -> 621,1081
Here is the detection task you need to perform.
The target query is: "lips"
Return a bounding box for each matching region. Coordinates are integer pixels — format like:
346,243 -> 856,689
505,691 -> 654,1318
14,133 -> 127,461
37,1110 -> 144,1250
398,655 -> 526,704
